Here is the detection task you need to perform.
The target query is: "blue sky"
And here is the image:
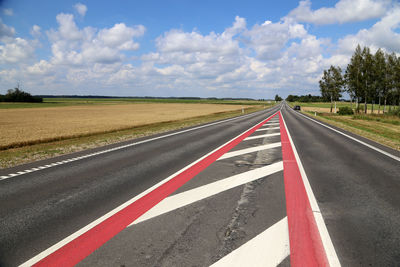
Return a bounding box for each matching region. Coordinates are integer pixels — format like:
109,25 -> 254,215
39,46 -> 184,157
0,0 -> 399,98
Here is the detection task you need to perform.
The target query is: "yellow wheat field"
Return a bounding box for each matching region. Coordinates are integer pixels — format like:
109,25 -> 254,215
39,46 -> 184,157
0,103 -> 250,148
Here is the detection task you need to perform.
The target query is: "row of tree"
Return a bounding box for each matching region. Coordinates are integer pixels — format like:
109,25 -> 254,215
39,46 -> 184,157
286,94 -> 325,102
0,87 -> 43,103
320,45 -> 400,113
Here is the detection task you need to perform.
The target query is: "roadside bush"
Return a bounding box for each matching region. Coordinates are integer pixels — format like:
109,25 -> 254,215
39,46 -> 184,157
2,88 -> 43,103
338,106 -> 354,115
387,108 -> 400,117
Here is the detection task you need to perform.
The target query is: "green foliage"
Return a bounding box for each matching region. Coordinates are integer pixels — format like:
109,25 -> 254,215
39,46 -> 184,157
340,45 -> 400,113
274,94 -> 282,101
338,106 -> 354,115
387,108 -> 400,117
2,87 -> 43,103
319,65 -> 343,102
286,94 -> 324,102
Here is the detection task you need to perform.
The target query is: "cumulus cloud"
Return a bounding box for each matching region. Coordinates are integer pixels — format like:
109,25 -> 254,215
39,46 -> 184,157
244,18 -> 308,60
98,23 -> 145,50
0,37 -> 36,64
288,0 -> 390,24
47,13 -> 145,65
151,16 -> 246,82
3,2 -> 400,98
0,20 -> 37,65
0,19 -> 15,40
337,6 -> 400,54
30,25 -> 41,38
74,3 -> 87,17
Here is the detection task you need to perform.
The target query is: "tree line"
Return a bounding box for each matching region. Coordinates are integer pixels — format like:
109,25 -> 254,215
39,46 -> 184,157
285,94 -> 325,102
320,45 -> 400,113
0,87 -> 43,103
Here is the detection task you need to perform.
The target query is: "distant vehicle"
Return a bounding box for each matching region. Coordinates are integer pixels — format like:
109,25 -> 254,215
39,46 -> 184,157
293,105 -> 301,111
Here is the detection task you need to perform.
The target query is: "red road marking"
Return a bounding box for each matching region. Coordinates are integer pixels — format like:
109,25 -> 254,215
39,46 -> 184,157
279,112 -> 329,266
33,111 -> 279,266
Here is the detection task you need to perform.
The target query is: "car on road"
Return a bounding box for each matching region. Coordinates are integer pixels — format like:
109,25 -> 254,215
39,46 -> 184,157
293,105 -> 301,111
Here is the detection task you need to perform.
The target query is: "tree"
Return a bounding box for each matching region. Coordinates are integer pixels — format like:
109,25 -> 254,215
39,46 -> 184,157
394,54 -> 400,108
319,65 -> 343,113
344,45 -> 363,112
274,94 -> 282,102
2,85 -> 43,103
386,53 -> 397,111
372,49 -> 386,113
360,47 -> 374,113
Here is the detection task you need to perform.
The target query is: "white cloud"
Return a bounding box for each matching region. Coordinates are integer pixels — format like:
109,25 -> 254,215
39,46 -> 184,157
0,19 -> 15,41
47,13 -> 145,65
0,37 -> 36,64
3,2 -> 400,98
3,8 -> 13,16
74,3 -> 87,17
30,25 -> 41,38
98,23 -> 145,50
337,6 -> 400,54
288,0 -> 390,24
244,18 -> 308,60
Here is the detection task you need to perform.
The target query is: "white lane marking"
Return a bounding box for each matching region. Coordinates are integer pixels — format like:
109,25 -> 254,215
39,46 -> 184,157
281,113 -> 341,267
262,122 -> 280,126
130,161 -> 283,226
290,107 -> 400,162
244,132 -> 280,140
19,112 -> 279,267
218,143 -> 281,160
256,127 -> 280,132
1,108 -> 281,182
210,217 -> 289,267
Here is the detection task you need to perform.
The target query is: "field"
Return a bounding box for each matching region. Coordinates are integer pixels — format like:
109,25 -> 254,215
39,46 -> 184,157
288,102 -> 400,151
0,98 -> 268,109
0,99 -> 272,168
0,103 -> 256,150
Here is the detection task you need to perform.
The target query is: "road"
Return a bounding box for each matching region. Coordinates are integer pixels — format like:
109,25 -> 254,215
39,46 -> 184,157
0,102 -> 399,266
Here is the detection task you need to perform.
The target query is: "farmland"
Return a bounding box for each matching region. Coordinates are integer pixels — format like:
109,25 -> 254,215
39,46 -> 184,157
0,99 -> 272,168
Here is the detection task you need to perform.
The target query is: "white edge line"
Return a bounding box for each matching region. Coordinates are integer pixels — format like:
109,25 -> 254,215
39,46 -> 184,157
19,111 -> 279,267
281,112 -> 341,267
2,107 -> 281,182
290,106 -> 399,162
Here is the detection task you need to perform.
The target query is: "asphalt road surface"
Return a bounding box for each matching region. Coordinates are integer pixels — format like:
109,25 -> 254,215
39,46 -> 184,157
0,102 -> 399,266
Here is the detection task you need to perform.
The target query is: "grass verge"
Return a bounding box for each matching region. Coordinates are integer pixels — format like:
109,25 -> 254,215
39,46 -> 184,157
0,106 -> 268,169
302,111 -> 400,151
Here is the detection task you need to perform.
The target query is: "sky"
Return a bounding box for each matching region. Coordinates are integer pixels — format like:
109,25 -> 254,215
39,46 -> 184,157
0,0 -> 399,99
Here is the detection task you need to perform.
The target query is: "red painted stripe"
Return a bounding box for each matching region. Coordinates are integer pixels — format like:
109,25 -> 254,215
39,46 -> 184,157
33,111 -> 279,267
279,112 -> 329,266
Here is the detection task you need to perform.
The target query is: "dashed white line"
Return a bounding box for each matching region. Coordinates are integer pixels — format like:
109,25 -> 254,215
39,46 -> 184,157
244,132 -> 280,141
130,161 -> 283,225
218,142 -> 281,160
210,217 -> 289,267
